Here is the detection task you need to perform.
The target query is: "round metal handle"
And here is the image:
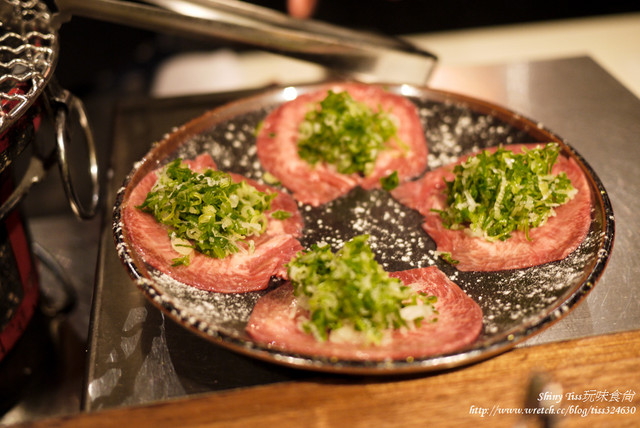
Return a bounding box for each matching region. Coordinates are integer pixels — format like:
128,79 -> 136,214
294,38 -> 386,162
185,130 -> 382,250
0,81 -> 100,221
54,91 -> 100,220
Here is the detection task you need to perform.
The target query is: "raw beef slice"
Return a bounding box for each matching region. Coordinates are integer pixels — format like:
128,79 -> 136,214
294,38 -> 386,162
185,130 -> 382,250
122,153 -> 304,293
246,266 -> 483,361
391,144 -> 592,271
256,82 -> 428,206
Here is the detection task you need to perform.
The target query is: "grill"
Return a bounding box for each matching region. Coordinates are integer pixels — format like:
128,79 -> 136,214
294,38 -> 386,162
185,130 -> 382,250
0,0 -> 98,362
0,0 -> 99,221
0,0 -> 57,136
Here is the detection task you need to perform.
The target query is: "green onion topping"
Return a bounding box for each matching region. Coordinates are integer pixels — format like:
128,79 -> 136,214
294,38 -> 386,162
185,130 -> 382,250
270,210 -> 292,220
297,90 -> 398,176
287,234 -> 437,345
138,159 -> 277,265
380,170 -> 400,191
434,143 -> 577,241
435,251 -> 460,265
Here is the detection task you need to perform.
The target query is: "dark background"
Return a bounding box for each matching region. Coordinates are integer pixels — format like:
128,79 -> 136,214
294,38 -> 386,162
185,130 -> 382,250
55,0 -> 640,99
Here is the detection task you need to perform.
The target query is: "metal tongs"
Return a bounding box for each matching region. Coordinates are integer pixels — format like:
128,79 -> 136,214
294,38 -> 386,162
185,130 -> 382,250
52,0 -> 437,85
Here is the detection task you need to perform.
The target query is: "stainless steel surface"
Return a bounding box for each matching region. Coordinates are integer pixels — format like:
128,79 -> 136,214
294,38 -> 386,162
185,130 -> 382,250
52,0 -> 437,85
86,56 -> 639,410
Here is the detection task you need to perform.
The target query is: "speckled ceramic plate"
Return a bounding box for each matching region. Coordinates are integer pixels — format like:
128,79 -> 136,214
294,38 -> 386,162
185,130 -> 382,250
112,83 -> 614,375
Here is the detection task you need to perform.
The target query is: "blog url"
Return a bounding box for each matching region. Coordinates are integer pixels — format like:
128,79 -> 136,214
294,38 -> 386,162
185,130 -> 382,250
469,404 -> 637,418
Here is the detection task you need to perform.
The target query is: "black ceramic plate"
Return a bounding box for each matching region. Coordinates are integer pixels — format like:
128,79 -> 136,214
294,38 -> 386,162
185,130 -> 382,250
113,83 -> 614,375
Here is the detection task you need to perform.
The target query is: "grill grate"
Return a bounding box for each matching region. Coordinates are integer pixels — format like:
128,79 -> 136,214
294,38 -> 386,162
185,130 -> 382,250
0,0 -> 57,134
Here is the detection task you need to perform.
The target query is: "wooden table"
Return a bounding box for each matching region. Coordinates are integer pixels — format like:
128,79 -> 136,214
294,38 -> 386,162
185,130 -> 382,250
20,328 -> 640,427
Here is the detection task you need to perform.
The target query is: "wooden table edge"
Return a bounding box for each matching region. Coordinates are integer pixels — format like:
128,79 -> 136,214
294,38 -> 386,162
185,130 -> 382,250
17,328 -> 640,427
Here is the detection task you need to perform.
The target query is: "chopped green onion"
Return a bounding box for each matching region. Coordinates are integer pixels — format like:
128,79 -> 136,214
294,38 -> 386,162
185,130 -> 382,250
138,159 -> 277,265
262,172 -> 281,185
435,251 -> 459,265
270,210 -> 292,220
434,143 -> 577,241
380,170 -> 400,191
297,90 -> 398,176
287,234 -> 437,345
254,120 -> 264,136
171,254 -> 191,267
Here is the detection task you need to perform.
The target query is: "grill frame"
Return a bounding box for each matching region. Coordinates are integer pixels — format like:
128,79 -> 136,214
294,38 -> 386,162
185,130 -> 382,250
0,0 -> 58,137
